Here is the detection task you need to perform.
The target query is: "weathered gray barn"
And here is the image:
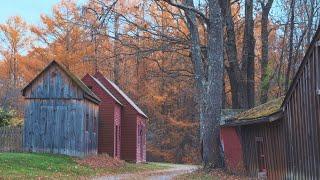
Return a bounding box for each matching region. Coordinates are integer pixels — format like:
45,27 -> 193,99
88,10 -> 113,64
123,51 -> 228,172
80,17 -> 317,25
22,60 -> 100,157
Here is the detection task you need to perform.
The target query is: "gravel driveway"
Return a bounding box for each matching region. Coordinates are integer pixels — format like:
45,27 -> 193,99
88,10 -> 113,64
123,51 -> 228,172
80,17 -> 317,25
94,164 -> 199,180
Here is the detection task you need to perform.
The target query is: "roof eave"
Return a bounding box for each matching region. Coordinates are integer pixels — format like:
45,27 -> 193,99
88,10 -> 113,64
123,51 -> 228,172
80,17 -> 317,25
84,93 -> 101,104
221,110 -> 284,127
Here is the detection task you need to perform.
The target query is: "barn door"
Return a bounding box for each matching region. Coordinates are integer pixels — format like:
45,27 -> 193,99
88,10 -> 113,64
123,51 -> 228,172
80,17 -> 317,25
256,137 -> 267,178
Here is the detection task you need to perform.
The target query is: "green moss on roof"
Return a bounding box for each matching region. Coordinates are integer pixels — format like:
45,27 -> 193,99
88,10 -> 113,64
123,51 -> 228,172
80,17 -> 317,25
234,96 -> 284,120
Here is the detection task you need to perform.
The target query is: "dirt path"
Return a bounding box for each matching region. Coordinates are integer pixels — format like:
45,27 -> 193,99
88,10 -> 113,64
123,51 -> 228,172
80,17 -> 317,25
94,164 -> 199,180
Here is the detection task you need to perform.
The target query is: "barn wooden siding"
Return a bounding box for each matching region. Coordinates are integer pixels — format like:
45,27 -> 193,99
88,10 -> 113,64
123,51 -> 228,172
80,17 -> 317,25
0,126 -> 23,152
94,72 -> 147,162
240,120 -> 287,179
282,33 -> 320,179
23,62 -> 99,157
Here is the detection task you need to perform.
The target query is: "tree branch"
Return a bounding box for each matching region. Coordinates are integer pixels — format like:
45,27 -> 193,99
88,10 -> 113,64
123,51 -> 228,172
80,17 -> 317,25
159,0 -> 209,24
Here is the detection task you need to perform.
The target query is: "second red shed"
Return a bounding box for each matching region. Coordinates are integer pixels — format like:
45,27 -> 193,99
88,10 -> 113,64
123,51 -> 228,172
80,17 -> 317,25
94,72 -> 147,163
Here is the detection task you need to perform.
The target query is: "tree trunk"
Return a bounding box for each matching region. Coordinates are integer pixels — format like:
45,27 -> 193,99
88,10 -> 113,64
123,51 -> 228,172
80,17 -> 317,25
220,0 -> 249,109
260,0 -> 273,104
113,14 -> 121,85
206,0 -> 225,168
285,0 -> 295,91
242,0 -> 255,107
184,0 -> 224,168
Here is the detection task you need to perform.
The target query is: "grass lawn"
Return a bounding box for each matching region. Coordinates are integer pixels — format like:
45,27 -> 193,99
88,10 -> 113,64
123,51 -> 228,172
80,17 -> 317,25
0,152 -> 171,179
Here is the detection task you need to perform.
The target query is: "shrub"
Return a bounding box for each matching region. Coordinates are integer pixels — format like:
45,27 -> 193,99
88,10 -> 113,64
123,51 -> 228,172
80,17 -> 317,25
0,108 -> 16,127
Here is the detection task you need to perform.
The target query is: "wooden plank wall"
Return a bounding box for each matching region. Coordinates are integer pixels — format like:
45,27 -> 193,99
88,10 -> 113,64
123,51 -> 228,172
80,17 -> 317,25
24,99 -> 83,156
23,64 -> 98,157
283,44 -> 320,179
94,73 -> 139,162
240,120 -> 287,179
24,64 -> 84,100
0,126 -> 23,152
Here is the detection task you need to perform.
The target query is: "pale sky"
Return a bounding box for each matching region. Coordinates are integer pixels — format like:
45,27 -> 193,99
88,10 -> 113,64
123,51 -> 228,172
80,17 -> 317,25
0,0 -> 88,24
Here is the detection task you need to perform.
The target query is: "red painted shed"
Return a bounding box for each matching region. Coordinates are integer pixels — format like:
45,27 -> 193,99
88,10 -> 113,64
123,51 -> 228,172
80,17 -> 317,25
82,74 -> 122,158
94,72 -> 147,163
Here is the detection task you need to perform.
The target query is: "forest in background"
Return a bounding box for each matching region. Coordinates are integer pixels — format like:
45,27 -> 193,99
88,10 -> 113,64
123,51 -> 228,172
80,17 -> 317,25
0,0 -> 319,164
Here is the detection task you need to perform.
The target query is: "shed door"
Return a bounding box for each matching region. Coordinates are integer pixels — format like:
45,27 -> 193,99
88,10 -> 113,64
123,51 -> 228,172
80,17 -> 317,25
40,106 -> 67,154
256,137 -> 267,178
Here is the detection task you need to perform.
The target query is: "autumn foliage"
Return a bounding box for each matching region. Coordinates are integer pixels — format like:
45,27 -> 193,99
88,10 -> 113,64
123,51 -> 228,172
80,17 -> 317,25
0,0 -> 318,164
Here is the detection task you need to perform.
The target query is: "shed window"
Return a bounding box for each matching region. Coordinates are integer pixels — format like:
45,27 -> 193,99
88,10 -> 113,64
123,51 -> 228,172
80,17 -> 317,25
256,137 -> 266,177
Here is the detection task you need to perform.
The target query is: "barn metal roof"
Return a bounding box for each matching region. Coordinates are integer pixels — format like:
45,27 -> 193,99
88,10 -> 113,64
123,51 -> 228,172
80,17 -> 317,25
22,60 -> 100,104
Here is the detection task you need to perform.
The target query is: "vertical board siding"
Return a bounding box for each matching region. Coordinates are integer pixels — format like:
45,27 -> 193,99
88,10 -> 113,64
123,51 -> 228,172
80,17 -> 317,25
82,75 -> 119,157
283,45 -> 320,179
0,126 -> 23,152
240,120 -> 287,179
238,31 -> 320,179
95,73 -> 146,162
24,65 -> 83,99
23,64 -> 98,157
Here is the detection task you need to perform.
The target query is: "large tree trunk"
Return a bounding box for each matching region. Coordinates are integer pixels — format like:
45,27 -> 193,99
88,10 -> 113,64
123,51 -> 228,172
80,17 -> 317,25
206,0 -> 225,167
220,0 -> 249,109
260,0 -> 273,104
184,0 -> 224,168
242,0 -> 255,108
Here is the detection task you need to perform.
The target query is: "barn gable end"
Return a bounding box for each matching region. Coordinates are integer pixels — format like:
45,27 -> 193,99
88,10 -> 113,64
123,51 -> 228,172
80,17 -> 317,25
22,61 -> 100,103
22,60 -> 99,157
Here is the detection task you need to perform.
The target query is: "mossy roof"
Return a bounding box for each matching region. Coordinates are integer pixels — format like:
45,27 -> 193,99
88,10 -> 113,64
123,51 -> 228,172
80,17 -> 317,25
233,96 -> 284,120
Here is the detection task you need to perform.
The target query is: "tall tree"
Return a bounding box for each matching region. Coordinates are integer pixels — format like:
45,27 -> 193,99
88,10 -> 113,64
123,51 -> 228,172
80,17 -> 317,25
164,0 -> 225,168
260,0 -> 274,103
0,16 -> 29,88
220,0 -> 255,108
242,0 -> 256,107
0,16 -> 30,110
285,0 -> 295,91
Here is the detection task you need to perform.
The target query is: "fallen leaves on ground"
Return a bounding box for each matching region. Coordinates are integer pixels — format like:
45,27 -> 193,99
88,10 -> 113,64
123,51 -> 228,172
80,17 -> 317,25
76,154 -> 125,169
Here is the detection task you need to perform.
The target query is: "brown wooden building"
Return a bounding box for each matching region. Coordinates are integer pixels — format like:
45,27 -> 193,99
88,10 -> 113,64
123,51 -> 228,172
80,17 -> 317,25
221,26 -> 320,179
22,61 -> 100,157
82,74 -> 123,158
94,72 -> 147,163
